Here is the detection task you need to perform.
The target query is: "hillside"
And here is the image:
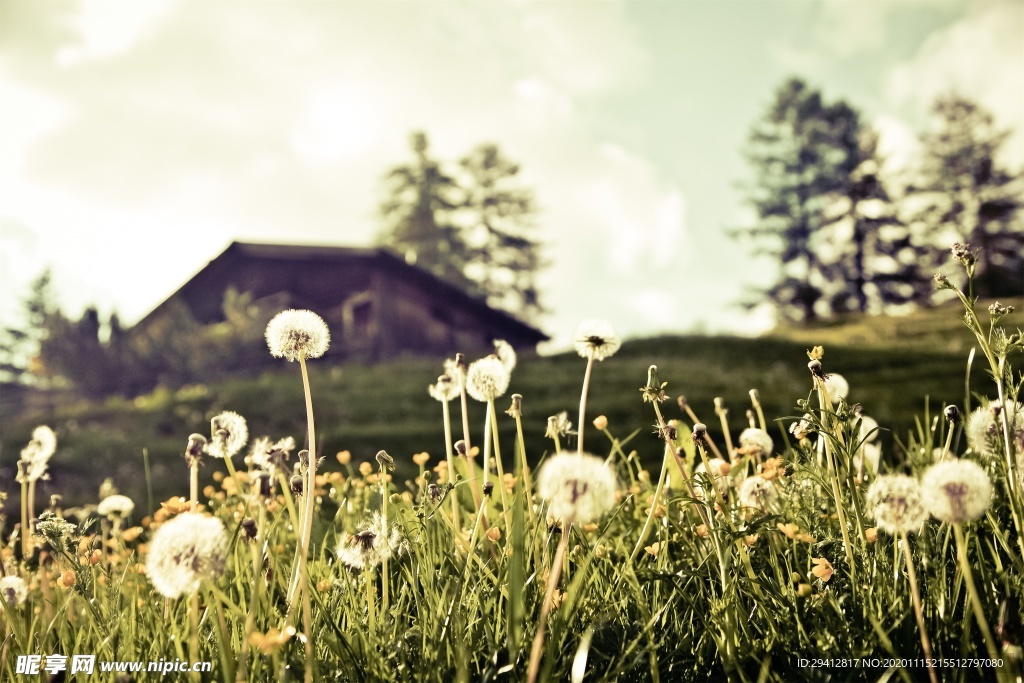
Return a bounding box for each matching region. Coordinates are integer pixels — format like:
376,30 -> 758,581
766,295 -> 1024,352
0,320 -> 995,517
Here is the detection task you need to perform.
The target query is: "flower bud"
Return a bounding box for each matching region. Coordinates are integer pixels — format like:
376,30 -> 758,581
376,450 -> 395,472
290,475 -> 305,495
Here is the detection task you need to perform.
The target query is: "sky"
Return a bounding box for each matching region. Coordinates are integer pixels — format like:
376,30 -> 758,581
1,0 -> 1021,351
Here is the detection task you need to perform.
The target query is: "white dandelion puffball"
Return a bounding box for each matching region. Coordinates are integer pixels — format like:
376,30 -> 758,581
693,458 -> 731,498
574,320 -> 621,361
21,425 -> 56,464
854,442 -> 882,476
921,460 -> 993,524
493,339 -> 517,373
537,453 -> 618,523
966,400 -> 1023,456
336,512 -> 404,571
739,428 -> 774,458
266,309 -> 330,361
147,513 -> 229,598
466,356 -> 510,402
823,374 -> 849,404
738,475 -> 778,511
250,436 -> 295,473
207,411 -> 249,459
97,494 -> 135,518
428,373 -> 460,403
866,475 -> 928,535
0,576 -> 28,607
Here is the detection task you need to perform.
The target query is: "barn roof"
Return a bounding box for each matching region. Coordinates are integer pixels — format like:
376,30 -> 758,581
136,241 -> 549,344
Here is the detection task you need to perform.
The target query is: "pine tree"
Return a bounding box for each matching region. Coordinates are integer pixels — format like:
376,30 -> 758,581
377,131 -> 474,292
0,269 -> 58,384
735,78 -> 863,323
910,96 -> 1024,297
824,131 -> 931,314
456,143 -> 545,320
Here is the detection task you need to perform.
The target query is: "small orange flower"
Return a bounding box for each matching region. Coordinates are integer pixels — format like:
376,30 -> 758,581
486,526 -> 501,542
59,570 -> 76,588
745,534 -> 759,546
777,522 -> 815,543
336,450 -> 351,465
695,524 -> 708,538
249,627 -> 296,655
545,589 -> 565,611
160,497 -> 190,515
413,452 -> 430,466
121,527 -> 144,542
316,579 -> 333,592
811,557 -> 833,583
593,415 -> 608,430
645,542 -> 662,556
358,462 -> 373,476
865,527 -> 878,543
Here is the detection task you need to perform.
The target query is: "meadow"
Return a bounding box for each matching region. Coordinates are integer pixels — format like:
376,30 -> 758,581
1,248 -> 1022,682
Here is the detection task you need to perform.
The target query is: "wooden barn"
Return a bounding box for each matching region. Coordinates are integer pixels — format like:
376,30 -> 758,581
134,241 -> 548,361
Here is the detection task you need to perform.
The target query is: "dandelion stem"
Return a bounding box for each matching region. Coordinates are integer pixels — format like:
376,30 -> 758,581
457,367 -> 482,508
578,351 -> 595,454
488,399 -> 512,543
512,407 -> 539,567
750,389 -> 767,434
442,398 -> 461,533
900,532 -> 938,683
190,463 -> 199,512
381,460 -> 390,620
19,479 -> 28,559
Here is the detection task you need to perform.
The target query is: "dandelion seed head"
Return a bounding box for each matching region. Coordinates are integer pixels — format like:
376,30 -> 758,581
97,494 -> 135,519
206,411 -> 248,459
921,460 -> 993,524
18,425 -> 56,483
428,373 -> 460,403
21,425 -> 56,464
545,412 -> 575,439
866,475 -> 928,534
0,576 -> 28,607
249,436 -> 295,474
146,512 -> 229,598
966,400 -> 1023,457
336,512 -> 404,571
265,309 -> 330,361
465,356 -> 510,402
493,339 -> 517,373
574,320 -> 620,361
738,475 -> 778,511
738,428 -> 774,458
858,415 -> 880,443
823,374 -> 848,403
854,442 -> 882,476
537,453 -> 618,523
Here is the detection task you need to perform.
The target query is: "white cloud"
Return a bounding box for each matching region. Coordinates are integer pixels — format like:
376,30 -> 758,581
56,0 -> 173,66
886,2 -> 1024,164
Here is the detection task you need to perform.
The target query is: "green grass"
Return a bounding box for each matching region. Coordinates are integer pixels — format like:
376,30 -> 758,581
0,331 -> 995,513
